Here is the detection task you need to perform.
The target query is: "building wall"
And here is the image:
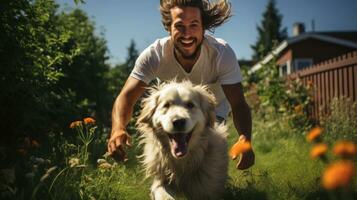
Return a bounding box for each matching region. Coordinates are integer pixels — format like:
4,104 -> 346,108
277,49 -> 292,65
290,38 -> 356,64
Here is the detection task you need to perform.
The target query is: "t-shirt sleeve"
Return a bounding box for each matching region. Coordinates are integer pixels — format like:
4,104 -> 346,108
130,44 -> 159,84
217,44 -> 243,85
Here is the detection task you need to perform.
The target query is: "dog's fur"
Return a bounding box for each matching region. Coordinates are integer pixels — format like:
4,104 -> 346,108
137,81 -> 228,200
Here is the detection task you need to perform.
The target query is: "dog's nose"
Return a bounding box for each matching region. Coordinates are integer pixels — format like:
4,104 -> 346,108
173,118 -> 186,130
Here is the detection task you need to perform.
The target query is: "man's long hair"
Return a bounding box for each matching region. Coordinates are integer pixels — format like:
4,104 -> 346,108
160,0 -> 232,32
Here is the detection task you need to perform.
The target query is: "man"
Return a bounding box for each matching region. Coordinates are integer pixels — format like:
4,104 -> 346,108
108,0 -> 254,170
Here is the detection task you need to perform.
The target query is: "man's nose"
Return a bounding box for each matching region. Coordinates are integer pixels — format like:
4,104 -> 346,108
181,27 -> 192,38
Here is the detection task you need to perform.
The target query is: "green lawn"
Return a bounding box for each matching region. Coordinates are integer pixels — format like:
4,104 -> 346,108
43,116 -> 356,200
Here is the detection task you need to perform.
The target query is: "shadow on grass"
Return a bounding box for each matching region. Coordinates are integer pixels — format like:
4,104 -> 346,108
304,189 -> 356,200
223,183 -> 268,200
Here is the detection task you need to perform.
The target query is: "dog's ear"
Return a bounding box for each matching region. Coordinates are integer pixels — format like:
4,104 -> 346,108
137,89 -> 159,126
194,85 -> 217,127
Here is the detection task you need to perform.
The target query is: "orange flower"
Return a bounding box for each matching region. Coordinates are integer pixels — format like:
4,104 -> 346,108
306,127 -> 323,143
333,141 -> 357,158
83,117 -> 96,125
322,161 -> 355,190
229,136 -> 252,160
310,143 -> 328,159
69,120 -> 82,129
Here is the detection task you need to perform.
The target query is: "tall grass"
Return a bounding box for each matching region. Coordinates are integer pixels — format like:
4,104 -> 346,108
320,97 -> 357,142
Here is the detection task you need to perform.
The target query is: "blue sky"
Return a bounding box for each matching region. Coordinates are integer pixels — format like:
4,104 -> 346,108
56,0 -> 357,65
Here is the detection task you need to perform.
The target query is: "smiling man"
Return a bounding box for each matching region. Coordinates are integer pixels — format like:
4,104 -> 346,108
108,0 -> 254,170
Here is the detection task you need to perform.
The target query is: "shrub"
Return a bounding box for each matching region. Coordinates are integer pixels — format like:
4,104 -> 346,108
320,97 -> 357,142
245,60 -> 313,130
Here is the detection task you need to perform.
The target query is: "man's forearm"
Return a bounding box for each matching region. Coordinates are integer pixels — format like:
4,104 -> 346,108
232,101 -> 252,140
111,94 -> 135,135
110,77 -> 147,136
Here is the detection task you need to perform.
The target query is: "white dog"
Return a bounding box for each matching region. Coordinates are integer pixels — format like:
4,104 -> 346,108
136,81 -> 228,200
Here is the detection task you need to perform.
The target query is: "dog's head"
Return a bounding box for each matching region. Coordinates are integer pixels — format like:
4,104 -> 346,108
137,81 -> 216,159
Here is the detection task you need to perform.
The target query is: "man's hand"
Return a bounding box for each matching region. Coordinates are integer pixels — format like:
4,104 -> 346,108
236,148 -> 255,170
107,130 -> 132,162
230,135 -> 255,170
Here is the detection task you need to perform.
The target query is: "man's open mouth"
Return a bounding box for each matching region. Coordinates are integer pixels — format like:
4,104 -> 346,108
168,130 -> 193,158
180,38 -> 195,48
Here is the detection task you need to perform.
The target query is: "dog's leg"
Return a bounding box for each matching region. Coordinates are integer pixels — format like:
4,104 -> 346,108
151,179 -> 175,200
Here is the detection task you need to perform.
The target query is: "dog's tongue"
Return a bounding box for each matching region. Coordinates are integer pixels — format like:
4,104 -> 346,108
169,133 -> 187,157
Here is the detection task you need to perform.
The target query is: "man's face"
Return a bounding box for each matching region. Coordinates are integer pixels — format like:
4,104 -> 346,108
169,6 -> 204,60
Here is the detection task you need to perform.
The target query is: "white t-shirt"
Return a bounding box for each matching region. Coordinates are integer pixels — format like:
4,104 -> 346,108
130,34 -> 242,119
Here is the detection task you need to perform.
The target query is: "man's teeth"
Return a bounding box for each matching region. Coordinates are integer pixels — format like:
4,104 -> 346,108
181,39 -> 194,44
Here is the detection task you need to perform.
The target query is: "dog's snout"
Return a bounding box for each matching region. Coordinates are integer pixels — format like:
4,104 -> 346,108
173,118 -> 186,130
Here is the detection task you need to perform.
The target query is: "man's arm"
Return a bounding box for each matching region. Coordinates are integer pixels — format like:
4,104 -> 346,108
222,82 -> 255,169
108,76 -> 147,161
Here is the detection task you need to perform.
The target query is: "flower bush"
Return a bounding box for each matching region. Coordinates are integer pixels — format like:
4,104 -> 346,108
69,117 -> 97,165
306,126 -> 356,197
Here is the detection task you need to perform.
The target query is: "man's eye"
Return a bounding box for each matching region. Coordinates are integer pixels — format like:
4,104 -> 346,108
175,24 -> 184,29
163,102 -> 170,108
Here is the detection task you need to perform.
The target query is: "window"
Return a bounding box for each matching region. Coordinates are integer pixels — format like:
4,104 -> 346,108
281,64 -> 288,76
294,58 -> 313,71
279,62 -> 290,76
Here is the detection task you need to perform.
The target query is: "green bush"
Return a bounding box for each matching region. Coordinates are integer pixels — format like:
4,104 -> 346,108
245,60 -> 312,130
320,97 -> 357,142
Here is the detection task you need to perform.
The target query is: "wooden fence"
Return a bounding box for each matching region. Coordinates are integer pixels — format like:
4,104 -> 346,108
289,51 -> 357,121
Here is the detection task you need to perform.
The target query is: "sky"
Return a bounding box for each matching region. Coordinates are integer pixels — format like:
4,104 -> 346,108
56,0 -> 357,65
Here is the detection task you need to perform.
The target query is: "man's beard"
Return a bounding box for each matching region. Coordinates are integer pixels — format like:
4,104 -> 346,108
174,39 -> 202,60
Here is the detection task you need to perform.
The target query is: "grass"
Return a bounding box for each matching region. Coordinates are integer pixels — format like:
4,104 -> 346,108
223,118 -> 327,200
19,113 -> 356,200
63,120 -> 334,199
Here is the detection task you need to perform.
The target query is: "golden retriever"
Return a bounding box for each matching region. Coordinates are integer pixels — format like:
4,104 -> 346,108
136,80 -> 228,200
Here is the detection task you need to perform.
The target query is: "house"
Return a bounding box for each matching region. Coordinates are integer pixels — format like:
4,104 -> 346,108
249,23 -> 357,76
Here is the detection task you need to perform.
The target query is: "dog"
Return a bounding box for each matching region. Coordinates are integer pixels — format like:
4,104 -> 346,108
136,80 -> 228,200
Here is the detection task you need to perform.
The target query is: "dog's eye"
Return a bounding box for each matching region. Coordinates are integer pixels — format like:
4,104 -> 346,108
163,102 -> 170,108
186,102 -> 194,109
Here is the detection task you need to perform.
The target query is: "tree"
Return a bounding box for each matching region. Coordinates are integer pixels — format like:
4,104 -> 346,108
125,39 -> 139,72
108,40 -> 139,98
0,0 -> 77,159
0,0 -> 113,166
55,9 -> 112,127
251,0 -> 287,60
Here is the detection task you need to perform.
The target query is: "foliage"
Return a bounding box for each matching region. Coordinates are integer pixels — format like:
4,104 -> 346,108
0,0 -> 143,199
108,40 -> 139,98
0,0 -> 78,164
246,60 -> 312,129
2,117 -> 148,200
55,8 -> 112,128
320,97 -> 357,142
0,0 -> 114,168
0,3 -> 120,200
74,0 -> 86,5
251,0 -> 287,60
